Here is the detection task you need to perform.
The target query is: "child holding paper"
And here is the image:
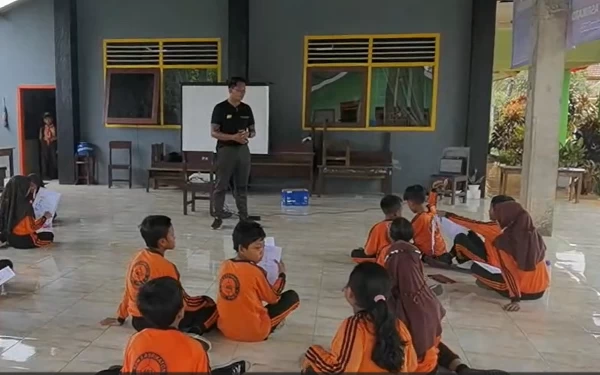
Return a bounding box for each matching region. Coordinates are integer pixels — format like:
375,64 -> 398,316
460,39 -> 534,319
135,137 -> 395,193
216,220 -> 300,342
437,195 -> 515,268
0,176 -> 53,249
28,173 -> 58,221
439,199 -> 549,312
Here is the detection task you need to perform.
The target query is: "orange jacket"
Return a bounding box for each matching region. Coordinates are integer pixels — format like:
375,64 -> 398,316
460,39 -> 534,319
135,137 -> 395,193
303,314 -> 418,373
412,192 -> 447,257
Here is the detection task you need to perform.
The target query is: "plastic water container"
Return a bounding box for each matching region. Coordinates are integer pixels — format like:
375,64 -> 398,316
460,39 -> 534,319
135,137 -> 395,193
76,142 -> 94,156
281,189 -> 309,206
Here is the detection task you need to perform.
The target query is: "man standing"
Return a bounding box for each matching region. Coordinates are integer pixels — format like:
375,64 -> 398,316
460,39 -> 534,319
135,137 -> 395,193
210,77 -> 255,229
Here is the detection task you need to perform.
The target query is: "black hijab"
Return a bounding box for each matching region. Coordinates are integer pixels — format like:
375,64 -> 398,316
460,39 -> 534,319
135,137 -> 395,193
27,173 -> 45,190
0,176 -> 34,241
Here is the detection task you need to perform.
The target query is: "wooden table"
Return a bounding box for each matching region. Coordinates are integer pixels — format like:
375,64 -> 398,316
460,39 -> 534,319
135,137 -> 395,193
559,167 -> 586,203
498,165 -> 586,203
498,165 -> 522,196
0,147 -> 14,178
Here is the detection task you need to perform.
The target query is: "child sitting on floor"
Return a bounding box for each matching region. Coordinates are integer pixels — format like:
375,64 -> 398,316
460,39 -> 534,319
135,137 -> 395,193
384,217 -> 507,375
0,176 -> 53,249
100,215 -> 217,335
350,194 -> 402,263
302,262 -> 418,373
216,220 -> 300,342
98,277 -> 249,375
28,173 -> 57,221
403,181 -> 453,265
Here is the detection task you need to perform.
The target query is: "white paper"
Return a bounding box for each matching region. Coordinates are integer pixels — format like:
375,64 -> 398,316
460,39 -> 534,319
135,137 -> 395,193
32,188 -> 61,233
440,217 -> 469,240
259,244 -> 282,285
0,266 -> 15,286
265,237 -> 275,247
473,261 -> 502,274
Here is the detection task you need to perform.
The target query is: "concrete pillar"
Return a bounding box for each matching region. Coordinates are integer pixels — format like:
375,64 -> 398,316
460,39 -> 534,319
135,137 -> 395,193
520,0 -> 569,236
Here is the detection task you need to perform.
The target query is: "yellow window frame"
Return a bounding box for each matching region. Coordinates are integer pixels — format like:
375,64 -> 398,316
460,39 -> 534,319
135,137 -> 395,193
302,34 -> 440,132
103,38 -> 222,129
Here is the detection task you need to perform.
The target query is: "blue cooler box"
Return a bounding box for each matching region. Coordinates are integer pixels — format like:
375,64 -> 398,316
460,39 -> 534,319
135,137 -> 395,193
281,189 -> 309,206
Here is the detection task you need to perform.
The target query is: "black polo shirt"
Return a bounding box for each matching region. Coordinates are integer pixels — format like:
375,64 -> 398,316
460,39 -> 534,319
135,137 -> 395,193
211,100 -> 255,148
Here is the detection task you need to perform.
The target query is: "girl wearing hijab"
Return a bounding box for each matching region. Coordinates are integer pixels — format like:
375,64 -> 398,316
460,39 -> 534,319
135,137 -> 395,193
385,218 -> 506,375
467,200 -> 549,312
27,173 -> 45,200
0,176 -> 53,249
27,173 -> 57,221
302,262 -> 418,373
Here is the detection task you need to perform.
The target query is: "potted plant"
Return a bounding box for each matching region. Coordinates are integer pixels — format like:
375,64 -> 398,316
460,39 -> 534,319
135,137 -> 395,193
468,169 -> 485,200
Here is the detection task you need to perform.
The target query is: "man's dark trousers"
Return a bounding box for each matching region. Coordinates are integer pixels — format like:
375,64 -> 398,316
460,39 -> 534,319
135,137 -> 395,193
214,144 -> 251,219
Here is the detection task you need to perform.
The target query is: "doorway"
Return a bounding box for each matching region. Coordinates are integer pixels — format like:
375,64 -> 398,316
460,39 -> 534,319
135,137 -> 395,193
17,85 -> 56,176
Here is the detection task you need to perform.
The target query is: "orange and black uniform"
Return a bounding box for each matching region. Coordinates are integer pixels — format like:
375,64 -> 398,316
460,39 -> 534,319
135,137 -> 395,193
411,192 -> 448,259
9,215 -> 53,249
302,313 -> 418,373
217,259 -> 300,342
116,248 -> 217,333
472,248 -> 549,301
0,175 -> 54,249
465,202 -> 549,301
446,213 -> 502,267
121,327 -> 210,373
351,220 -> 392,263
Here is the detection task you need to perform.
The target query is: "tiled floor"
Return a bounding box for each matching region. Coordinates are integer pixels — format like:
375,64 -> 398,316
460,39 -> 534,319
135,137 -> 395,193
0,185 -> 600,372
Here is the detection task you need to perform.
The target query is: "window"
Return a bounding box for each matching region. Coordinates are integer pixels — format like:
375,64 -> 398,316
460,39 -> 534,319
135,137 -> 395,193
302,35 -> 439,131
103,39 -> 221,128
104,69 -> 160,125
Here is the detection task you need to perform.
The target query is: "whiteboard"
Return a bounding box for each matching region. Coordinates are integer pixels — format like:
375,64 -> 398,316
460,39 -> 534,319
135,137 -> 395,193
181,84 -> 270,154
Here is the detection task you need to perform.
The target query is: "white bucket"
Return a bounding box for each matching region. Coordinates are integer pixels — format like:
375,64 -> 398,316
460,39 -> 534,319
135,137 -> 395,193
467,185 -> 481,200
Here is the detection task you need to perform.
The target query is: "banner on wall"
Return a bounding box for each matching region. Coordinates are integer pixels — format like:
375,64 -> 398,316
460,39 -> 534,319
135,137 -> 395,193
511,0 -> 535,69
568,0 -> 600,48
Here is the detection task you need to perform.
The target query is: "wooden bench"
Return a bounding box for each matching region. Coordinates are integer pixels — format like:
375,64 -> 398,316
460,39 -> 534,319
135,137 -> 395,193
147,143 -> 315,193
250,144 -> 315,193
499,165 -> 586,203
315,124 -> 392,196
147,143 -> 199,192
317,151 -> 393,196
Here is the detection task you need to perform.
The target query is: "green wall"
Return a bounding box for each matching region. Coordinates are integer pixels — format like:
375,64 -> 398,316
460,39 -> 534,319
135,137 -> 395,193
309,68 -> 434,126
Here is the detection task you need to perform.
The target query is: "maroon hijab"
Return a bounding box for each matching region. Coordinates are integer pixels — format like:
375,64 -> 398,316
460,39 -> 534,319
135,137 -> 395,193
493,201 -> 546,271
384,240 -> 445,360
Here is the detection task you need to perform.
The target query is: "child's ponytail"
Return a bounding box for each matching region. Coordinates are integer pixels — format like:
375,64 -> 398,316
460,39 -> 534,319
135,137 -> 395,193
368,296 -> 404,372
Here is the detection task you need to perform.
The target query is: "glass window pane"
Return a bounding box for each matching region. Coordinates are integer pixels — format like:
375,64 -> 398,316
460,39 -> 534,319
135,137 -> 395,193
307,69 -> 367,127
163,68 -> 218,125
369,66 -> 434,127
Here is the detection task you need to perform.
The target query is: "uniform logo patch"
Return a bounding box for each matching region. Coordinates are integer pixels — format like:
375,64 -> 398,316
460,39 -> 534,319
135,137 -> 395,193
219,273 -> 240,301
130,261 -> 151,287
226,114 -> 233,119
132,352 -> 168,373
